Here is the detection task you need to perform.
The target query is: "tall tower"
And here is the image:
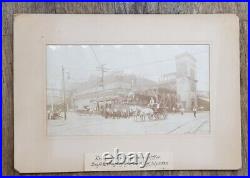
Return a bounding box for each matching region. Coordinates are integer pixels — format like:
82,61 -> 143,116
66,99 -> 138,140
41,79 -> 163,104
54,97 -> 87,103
175,53 -> 197,110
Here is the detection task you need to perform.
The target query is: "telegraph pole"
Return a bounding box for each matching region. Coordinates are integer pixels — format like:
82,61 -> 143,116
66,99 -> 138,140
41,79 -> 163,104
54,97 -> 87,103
96,64 -> 109,89
62,65 -> 67,120
90,46 -> 109,89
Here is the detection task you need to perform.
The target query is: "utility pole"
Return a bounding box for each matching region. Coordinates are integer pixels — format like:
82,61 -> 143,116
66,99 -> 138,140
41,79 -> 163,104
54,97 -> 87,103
90,46 -> 110,89
62,65 -> 67,120
96,64 -> 109,89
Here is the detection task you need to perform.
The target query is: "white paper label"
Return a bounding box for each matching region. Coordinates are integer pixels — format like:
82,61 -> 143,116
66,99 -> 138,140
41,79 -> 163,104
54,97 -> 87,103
84,151 -> 173,171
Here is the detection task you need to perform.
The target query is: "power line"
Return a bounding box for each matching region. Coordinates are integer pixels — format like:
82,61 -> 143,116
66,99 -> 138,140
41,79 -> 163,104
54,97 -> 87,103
111,58 -> 176,71
90,46 -> 101,66
110,50 -> 205,71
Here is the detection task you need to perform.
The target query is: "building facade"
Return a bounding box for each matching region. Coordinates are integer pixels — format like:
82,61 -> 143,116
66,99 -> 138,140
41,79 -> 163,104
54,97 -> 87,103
176,53 -> 197,110
159,53 -> 197,110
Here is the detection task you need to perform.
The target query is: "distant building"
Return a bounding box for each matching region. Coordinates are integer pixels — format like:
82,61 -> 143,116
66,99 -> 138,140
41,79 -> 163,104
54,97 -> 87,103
159,72 -> 176,91
72,72 -> 157,110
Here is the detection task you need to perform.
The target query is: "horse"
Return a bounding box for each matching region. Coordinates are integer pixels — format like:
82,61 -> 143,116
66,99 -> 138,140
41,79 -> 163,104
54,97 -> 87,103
138,108 -> 154,121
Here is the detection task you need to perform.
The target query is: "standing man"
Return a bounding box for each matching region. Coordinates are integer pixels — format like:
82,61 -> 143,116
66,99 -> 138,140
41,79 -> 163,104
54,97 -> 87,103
193,106 -> 197,118
172,106 -> 176,113
180,107 -> 184,115
149,97 -> 154,108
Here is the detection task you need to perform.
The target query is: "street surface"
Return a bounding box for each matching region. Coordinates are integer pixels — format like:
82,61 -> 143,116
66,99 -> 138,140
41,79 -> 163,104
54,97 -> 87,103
48,111 -> 210,136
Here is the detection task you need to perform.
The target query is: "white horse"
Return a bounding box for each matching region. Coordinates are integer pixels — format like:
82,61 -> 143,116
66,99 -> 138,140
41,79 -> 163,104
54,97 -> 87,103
138,108 -> 154,121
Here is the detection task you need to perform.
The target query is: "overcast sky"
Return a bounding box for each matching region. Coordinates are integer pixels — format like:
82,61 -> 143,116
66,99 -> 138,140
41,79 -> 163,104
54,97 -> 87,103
47,44 -> 209,91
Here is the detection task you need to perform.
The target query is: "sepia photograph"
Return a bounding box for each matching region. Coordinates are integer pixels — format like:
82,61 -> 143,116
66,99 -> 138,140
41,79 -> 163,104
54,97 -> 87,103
47,44 -> 210,136
10,11 -> 243,174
